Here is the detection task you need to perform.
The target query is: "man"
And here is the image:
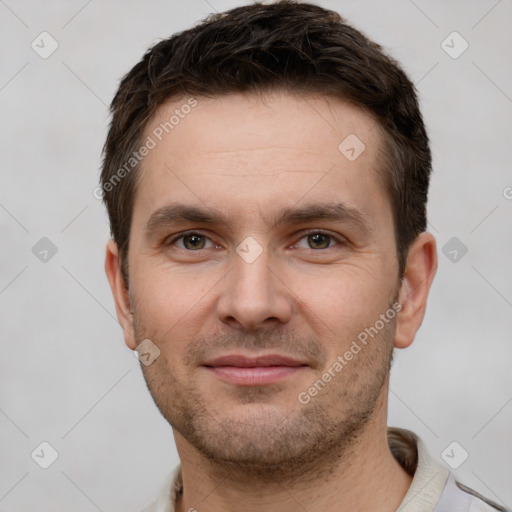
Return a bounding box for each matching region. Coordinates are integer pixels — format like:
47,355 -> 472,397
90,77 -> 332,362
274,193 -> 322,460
101,2 -> 509,511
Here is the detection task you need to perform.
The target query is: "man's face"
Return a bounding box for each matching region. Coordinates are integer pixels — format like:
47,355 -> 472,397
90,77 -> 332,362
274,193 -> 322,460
123,92 -> 402,477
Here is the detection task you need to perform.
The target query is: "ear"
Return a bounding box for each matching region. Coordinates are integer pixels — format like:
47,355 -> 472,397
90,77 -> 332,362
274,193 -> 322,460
104,239 -> 136,350
394,232 -> 438,349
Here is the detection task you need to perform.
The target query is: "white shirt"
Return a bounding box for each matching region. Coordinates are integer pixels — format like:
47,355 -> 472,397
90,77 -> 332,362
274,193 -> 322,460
140,427 -> 510,512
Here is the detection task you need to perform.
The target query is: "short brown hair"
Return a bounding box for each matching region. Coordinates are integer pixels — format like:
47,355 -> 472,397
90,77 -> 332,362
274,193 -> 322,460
100,0 -> 431,285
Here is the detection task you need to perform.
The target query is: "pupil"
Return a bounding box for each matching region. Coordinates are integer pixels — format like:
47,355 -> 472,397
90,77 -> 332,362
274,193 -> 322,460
309,233 -> 329,249
186,234 -> 203,249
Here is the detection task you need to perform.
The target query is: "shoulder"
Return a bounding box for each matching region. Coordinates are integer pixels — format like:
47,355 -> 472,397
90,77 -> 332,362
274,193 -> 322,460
435,473 -> 511,512
455,479 -> 511,512
139,464 -> 182,512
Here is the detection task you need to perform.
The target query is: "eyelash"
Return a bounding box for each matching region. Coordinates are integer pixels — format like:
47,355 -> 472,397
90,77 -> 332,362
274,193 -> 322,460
165,230 -> 345,251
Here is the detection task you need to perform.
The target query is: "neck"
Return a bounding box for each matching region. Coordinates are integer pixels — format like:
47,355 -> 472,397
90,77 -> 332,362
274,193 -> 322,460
173,390 -> 412,512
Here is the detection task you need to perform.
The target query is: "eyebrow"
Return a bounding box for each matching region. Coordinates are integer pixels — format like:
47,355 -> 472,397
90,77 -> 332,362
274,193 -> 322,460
145,201 -> 374,236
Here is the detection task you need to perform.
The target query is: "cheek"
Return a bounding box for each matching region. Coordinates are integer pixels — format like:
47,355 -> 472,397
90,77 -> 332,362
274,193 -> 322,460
132,266 -> 203,318
130,268 -> 219,357
289,264 -> 389,321
286,265 -> 397,365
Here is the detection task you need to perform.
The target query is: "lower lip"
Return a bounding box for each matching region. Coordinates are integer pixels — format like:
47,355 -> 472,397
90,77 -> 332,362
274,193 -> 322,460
204,365 -> 306,386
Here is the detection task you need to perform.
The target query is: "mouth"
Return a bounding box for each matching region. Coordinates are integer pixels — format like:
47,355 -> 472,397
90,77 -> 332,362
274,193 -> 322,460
201,353 -> 309,386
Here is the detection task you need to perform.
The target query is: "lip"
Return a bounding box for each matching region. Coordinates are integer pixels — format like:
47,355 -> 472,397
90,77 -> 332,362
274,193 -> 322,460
203,353 -> 306,367
202,353 -> 308,386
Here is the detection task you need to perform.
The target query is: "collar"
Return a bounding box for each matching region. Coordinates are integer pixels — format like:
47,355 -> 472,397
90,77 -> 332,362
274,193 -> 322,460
388,427 -> 450,511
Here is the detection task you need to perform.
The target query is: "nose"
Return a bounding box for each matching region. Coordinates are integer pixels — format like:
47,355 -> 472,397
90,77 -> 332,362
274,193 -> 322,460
216,243 -> 293,331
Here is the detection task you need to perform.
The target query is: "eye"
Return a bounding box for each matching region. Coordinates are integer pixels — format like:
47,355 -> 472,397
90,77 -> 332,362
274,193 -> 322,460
295,231 -> 342,250
167,232 -> 216,250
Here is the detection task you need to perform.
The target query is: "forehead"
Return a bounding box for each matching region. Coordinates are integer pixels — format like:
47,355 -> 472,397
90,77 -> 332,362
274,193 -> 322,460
145,91 -> 382,164
133,91 -> 390,231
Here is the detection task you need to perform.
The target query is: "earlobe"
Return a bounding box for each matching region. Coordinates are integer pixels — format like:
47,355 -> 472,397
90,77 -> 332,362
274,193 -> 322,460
394,232 -> 438,349
104,240 -> 137,350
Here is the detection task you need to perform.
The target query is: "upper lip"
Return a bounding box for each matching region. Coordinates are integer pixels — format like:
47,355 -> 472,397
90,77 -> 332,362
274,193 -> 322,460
202,353 -> 308,367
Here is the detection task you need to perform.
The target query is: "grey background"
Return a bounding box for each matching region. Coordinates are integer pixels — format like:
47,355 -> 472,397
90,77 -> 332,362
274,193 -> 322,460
1,0 -> 511,510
